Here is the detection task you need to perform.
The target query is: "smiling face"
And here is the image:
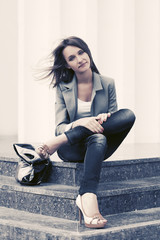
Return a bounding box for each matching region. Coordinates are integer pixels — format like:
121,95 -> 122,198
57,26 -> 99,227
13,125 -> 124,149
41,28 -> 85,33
63,46 -> 91,74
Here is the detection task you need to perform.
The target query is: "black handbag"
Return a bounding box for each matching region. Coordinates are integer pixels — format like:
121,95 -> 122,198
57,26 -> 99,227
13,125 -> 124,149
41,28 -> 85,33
13,144 -> 51,185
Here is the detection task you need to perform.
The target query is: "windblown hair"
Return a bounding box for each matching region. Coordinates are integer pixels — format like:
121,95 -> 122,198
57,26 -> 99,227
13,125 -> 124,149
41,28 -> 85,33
45,36 -> 100,87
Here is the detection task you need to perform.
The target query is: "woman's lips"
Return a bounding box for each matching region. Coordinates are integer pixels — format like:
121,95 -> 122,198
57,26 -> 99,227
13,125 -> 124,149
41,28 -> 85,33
79,62 -> 87,68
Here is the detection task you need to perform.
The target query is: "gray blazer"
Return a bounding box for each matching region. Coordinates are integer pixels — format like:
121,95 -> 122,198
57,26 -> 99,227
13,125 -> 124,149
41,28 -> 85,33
55,72 -> 118,135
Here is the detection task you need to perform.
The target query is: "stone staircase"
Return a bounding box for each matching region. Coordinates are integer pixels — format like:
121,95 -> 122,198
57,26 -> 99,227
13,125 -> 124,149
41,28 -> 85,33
1,150 -> 160,239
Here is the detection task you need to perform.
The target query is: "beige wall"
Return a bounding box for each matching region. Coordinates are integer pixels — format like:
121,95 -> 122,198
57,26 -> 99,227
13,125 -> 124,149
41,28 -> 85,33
0,0 -> 160,144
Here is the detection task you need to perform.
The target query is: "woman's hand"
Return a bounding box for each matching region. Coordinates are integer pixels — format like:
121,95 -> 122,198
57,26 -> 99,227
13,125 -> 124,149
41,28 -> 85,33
95,113 -> 111,124
72,117 -> 104,133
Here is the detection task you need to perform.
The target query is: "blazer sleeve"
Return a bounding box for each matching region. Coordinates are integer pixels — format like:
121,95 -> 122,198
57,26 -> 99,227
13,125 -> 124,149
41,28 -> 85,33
107,79 -> 118,113
55,86 -> 71,136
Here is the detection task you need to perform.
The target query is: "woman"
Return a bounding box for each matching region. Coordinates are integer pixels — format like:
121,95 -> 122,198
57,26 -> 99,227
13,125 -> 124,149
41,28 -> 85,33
16,36 -> 135,228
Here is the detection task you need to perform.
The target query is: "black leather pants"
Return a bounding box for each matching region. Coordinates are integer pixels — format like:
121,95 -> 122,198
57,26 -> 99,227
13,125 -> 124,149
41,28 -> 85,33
58,109 -> 136,195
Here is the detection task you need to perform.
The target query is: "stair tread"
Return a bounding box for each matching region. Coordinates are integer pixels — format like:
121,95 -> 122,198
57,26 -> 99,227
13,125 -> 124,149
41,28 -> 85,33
1,155 -> 160,166
0,175 -> 78,198
0,206 -> 77,233
1,174 -> 160,198
1,206 -> 160,237
2,156 -> 160,187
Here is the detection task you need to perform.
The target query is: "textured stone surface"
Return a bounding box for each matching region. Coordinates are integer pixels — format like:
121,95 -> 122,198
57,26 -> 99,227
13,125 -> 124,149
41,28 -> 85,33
100,158 -> 160,183
1,206 -> 160,240
50,157 -> 160,185
1,157 -> 160,186
1,140 -> 160,238
0,158 -> 17,177
1,175 -> 160,220
0,175 -> 78,220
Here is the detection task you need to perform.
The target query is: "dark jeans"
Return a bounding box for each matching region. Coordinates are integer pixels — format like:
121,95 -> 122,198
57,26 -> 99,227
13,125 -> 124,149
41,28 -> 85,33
57,109 -> 136,195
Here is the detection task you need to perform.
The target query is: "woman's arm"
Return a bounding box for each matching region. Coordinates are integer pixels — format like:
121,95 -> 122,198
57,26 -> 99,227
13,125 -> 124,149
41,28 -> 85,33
108,79 -> 118,113
55,78 -> 118,135
72,117 -> 104,133
55,86 -> 103,135
55,86 -> 72,135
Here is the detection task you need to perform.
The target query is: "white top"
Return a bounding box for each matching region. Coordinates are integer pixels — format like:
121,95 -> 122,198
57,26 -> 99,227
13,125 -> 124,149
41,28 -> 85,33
76,98 -> 92,119
65,98 -> 91,131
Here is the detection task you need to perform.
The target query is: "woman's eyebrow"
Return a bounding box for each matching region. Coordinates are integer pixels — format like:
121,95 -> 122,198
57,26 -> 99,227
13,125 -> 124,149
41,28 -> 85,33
68,49 -> 82,60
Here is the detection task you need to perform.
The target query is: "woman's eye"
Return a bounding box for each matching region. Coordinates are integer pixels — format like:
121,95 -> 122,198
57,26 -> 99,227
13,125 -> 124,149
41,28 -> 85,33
69,56 -> 75,61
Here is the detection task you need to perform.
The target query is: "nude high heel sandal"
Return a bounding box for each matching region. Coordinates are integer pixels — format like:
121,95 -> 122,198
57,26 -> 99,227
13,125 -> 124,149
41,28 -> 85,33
13,143 -> 50,164
76,195 -> 107,229
36,144 -> 50,159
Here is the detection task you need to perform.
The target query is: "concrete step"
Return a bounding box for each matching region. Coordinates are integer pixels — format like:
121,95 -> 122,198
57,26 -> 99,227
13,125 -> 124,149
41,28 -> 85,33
1,156 -> 160,186
1,206 -> 160,240
1,175 -> 160,220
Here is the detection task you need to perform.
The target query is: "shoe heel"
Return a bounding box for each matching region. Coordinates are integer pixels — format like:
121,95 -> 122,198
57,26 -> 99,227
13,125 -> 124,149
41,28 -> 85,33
76,194 -> 106,229
79,208 -> 82,225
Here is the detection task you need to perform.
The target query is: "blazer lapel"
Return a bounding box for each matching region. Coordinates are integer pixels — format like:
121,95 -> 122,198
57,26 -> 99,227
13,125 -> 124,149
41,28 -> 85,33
91,72 -> 103,115
60,75 -> 77,122
60,72 -> 104,120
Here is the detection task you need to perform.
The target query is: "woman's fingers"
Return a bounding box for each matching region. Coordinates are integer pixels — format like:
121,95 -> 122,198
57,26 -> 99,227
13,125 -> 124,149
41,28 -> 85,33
86,119 -> 104,133
96,113 -> 111,124
72,115 -> 110,133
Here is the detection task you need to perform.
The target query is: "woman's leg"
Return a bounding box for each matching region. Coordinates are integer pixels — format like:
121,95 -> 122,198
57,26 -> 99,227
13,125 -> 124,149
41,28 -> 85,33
102,109 -> 136,159
57,133 -> 108,225
38,109 -> 135,159
76,109 -> 135,224
77,109 -> 135,195
39,109 -> 135,193
36,126 -> 93,158
58,133 -> 108,194
57,141 -> 86,162
79,134 -> 107,195
102,109 -> 135,136
36,109 -> 135,225
78,134 -> 108,223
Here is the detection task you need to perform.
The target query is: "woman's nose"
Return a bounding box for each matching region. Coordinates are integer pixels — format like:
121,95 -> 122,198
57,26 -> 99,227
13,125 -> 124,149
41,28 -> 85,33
76,55 -> 82,63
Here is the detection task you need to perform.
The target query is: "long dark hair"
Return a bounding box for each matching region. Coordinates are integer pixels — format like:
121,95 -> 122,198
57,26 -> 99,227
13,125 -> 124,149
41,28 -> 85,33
45,36 -> 99,87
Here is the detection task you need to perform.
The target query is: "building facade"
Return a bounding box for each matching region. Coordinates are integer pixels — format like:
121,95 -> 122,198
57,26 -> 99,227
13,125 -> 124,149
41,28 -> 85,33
0,0 -> 160,144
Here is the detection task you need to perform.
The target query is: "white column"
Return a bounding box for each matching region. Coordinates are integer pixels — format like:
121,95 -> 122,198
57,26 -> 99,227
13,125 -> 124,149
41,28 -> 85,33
0,0 -> 18,136
18,0 -> 61,142
60,0 -> 98,62
135,0 -> 160,143
97,0 -> 135,143
97,0 -> 124,107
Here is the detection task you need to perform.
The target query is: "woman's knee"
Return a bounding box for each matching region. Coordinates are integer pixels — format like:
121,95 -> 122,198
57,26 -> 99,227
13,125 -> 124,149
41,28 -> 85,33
125,109 -> 136,123
119,108 -> 136,125
87,134 -> 107,147
57,143 -> 85,162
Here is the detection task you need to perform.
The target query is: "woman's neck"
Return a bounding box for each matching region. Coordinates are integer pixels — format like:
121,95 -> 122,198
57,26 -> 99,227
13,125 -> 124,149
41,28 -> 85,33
76,68 -> 93,84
